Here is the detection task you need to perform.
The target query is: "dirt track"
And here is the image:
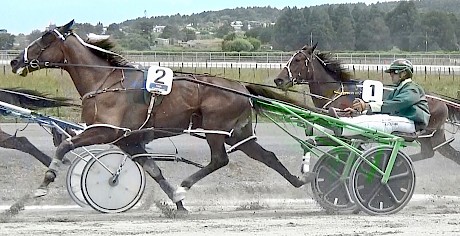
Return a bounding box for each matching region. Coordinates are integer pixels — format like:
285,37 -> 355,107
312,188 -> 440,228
0,123 -> 460,235
1,196 -> 460,236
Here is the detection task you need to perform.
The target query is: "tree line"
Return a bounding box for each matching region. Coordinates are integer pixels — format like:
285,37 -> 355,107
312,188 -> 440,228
265,0 -> 460,52
1,0 -> 459,52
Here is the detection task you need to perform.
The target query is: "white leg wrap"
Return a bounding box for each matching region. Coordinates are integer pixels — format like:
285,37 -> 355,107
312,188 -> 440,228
172,186 -> 188,203
34,188 -> 48,198
48,159 -> 61,171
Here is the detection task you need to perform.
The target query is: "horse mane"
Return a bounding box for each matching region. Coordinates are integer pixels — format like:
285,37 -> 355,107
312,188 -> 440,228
315,52 -> 352,82
245,84 -> 323,113
0,88 -> 79,109
84,34 -> 132,67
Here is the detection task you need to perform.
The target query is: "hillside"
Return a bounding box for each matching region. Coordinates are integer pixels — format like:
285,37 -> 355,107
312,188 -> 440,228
4,0 -> 460,52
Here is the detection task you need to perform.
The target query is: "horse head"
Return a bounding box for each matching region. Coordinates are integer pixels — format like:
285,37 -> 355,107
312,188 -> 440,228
274,43 -> 356,109
274,43 -> 318,90
10,20 -> 75,76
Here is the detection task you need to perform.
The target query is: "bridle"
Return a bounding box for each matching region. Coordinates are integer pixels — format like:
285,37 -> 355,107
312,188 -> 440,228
283,50 -> 314,85
22,29 -> 67,69
282,49 -> 362,109
21,29 -> 126,71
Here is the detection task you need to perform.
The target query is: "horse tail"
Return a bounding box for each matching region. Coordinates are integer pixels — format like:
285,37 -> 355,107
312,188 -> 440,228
443,97 -> 460,124
447,105 -> 460,124
0,88 -> 80,109
244,84 -> 323,113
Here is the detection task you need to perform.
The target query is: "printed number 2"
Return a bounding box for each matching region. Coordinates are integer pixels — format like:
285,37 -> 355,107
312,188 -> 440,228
155,69 -> 166,84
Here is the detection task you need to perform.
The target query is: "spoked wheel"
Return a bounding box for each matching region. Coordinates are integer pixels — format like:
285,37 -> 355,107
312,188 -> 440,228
81,149 -> 146,213
349,146 -> 415,215
65,149 -> 104,207
311,147 -> 359,214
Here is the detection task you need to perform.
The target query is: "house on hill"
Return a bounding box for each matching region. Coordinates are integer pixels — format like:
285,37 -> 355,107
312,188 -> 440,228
153,25 -> 166,33
230,21 -> 243,31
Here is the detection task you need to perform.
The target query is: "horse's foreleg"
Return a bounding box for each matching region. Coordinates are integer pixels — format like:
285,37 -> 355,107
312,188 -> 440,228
120,145 -> 188,212
35,127 -> 123,197
234,139 -> 308,188
175,134 -> 229,202
143,158 -> 188,211
0,130 -> 52,166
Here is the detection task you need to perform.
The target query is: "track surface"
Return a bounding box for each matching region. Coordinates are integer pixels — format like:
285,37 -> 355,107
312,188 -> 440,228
0,123 -> 459,235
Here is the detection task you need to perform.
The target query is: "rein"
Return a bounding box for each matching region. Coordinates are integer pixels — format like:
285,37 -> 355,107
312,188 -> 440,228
20,30 -> 342,108
32,61 -> 140,71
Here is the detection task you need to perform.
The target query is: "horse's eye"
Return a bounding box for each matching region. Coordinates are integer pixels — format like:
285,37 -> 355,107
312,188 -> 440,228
294,58 -> 300,62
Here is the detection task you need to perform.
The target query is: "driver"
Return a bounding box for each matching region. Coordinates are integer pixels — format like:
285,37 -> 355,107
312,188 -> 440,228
330,59 -> 430,136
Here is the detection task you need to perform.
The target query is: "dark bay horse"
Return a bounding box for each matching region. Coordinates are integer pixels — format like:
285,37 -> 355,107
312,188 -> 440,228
0,88 -> 76,166
10,20 -> 313,212
274,44 -> 460,164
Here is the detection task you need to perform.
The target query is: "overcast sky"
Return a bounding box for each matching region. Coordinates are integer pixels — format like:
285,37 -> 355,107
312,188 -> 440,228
2,0 -> 398,35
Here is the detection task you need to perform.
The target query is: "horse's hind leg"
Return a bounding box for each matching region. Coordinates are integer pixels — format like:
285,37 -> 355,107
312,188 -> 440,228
0,129 -> 52,166
410,137 -> 435,162
230,138 -> 307,188
119,144 -> 188,212
176,134 -> 229,201
437,144 -> 460,165
431,129 -> 460,165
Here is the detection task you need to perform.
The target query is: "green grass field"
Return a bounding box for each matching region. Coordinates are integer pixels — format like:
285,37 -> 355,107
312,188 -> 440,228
1,65 -> 458,122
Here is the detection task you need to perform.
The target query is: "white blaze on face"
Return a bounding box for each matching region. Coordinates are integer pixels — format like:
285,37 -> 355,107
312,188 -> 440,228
16,67 -> 26,75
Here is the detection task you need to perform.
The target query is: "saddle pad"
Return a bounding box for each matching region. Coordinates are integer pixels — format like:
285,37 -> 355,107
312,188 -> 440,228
145,66 -> 173,95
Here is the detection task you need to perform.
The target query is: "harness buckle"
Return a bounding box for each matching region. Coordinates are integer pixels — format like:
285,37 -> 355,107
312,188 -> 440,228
29,59 -> 39,69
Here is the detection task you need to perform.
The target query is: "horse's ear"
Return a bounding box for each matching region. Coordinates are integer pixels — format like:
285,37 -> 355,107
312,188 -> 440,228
311,42 -> 318,52
59,20 -> 75,33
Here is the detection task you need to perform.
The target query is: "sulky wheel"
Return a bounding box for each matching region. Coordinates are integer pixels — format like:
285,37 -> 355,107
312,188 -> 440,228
349,145 -> 415,215
81,149 -> 146,213
65,149 -> 104,207
311,147 -> 359,214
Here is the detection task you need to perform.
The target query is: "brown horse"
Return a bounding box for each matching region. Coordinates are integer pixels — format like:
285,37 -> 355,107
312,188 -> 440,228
0,88 -> 76,166
274,44 -> 460,164
10,20 -> 314,212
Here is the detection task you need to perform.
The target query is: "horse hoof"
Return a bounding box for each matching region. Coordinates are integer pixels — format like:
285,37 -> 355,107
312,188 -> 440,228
177,206 -> 189,213
300,171 -> 317,184
34,188 -> 48,198
175,209 -> 189,218
172,187 -> 188,203
62,157 -> 71,165
44,170 -> 56,182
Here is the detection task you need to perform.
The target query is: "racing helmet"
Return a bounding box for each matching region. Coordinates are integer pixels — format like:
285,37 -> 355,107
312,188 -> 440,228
384,59 -> 413,79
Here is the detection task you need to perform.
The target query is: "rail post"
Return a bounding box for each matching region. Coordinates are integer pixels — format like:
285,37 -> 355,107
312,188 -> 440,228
3,65 -> 5,75
457,90 -> 460,99
424,66 -> 427,81
353,65 -> 356,79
